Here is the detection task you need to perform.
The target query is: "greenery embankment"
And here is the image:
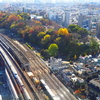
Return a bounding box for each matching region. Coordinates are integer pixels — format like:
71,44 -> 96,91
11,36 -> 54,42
0,11 -> 99,60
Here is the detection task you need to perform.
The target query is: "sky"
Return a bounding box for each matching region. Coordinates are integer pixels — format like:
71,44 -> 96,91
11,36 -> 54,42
0,0 -> 100,3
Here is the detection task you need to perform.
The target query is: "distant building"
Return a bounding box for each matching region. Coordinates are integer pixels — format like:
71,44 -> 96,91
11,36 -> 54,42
64,10 -> 70,27
50,57 -> 62,70
96,21 -> 100,37
79,55 -> 92,64
49,57 -> 70,70
78,14 -> 86,27
82,18 -> 91,30
68,74 -> 86,91
48,11 -> 56,21
88,76 -> 100,97
72,62 -> 99,79
30,14 -> 43,20
22,7 -> 26,12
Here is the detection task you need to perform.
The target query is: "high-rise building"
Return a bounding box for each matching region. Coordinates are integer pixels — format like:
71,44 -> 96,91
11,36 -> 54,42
96,21 -> 100,37
78,14 -> 86,27
64,10 -> 70,27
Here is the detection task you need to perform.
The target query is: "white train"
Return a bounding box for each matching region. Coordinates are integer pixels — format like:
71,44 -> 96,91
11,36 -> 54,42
5,69 -> 19,100
0,47 -> 31,100
41,79 -> 60,100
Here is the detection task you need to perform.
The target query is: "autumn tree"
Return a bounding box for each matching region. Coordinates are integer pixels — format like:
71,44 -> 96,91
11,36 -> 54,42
41,34 -> 51,46
10,22 -> 18,33
37,32 -> 46,46
74,55 -> 77,61
33,26 -> 45,34
48,43 -> 58,57
20,28 -> 29,39
37,32 -> 46,38
40,18 -> 49,25
7,15 -> 19,23
58,28 -> 69,35
20,12 -> 31,20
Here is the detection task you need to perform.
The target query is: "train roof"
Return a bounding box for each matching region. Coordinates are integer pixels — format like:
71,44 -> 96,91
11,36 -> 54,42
41,79 -> 60,100
15,51 -> 29,64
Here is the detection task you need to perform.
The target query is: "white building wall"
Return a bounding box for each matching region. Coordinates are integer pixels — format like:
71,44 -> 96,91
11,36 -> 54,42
50,57 -> 62,70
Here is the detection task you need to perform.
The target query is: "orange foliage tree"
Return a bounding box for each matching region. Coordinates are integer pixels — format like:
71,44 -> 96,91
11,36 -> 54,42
7,15 -> 19,23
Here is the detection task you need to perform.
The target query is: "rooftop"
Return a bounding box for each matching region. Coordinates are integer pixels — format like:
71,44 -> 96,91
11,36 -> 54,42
90,78 -> 100,88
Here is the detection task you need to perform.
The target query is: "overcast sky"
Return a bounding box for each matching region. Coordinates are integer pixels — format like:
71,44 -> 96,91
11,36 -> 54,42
0,0 -> 100,3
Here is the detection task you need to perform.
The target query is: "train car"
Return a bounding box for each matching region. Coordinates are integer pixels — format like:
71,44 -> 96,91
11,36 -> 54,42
40,79 -> 60,100
21,86 -> 31,100
0,38 -> 29,71
5,69 -> 19,100
0,47 -> 31,100
0,95 -> 2,100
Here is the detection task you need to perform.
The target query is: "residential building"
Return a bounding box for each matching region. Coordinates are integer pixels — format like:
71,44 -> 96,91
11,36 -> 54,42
88,76 -> 100,97
50,57 -> 62,70
72,62 -> 99,79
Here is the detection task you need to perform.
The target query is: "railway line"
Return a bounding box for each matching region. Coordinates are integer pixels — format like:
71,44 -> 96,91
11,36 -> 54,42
20,44 -> 77,100
0,53 -> 24,100
0,34 -> 44,100
0,35 -> 38,100
0,33 -> 78,100
13,38 -> 77,100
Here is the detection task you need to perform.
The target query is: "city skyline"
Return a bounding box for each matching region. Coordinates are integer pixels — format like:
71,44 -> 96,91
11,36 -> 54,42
0,0 -> 100,3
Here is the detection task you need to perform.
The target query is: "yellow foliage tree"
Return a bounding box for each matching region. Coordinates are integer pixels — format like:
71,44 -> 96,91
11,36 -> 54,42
58,28 -> 69,35
17,14 -> 23,20
37,32 -> 46,37
20,29 -> 29,37
41,34 -> 50,44
74,55 -> 77,59
55,37 -> 61,43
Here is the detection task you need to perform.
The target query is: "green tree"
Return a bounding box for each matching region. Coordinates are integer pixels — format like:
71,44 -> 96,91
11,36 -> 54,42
67,24 -> 80,33
89,38 -> 99,53
48,43 -> 58,56
77,28 -> 88,38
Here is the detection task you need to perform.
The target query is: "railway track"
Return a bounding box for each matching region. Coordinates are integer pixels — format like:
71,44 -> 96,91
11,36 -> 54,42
0,48 -> 24,100
0,33 -> 44,100
0,33 -> 77,100
13,39 -> 78,100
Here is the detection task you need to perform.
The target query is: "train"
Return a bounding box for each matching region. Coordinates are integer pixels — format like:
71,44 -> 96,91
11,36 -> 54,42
0,38 -> 30,71
0,46 -> 31,100
5,69 -> 19,100
40,79 -> 60,100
